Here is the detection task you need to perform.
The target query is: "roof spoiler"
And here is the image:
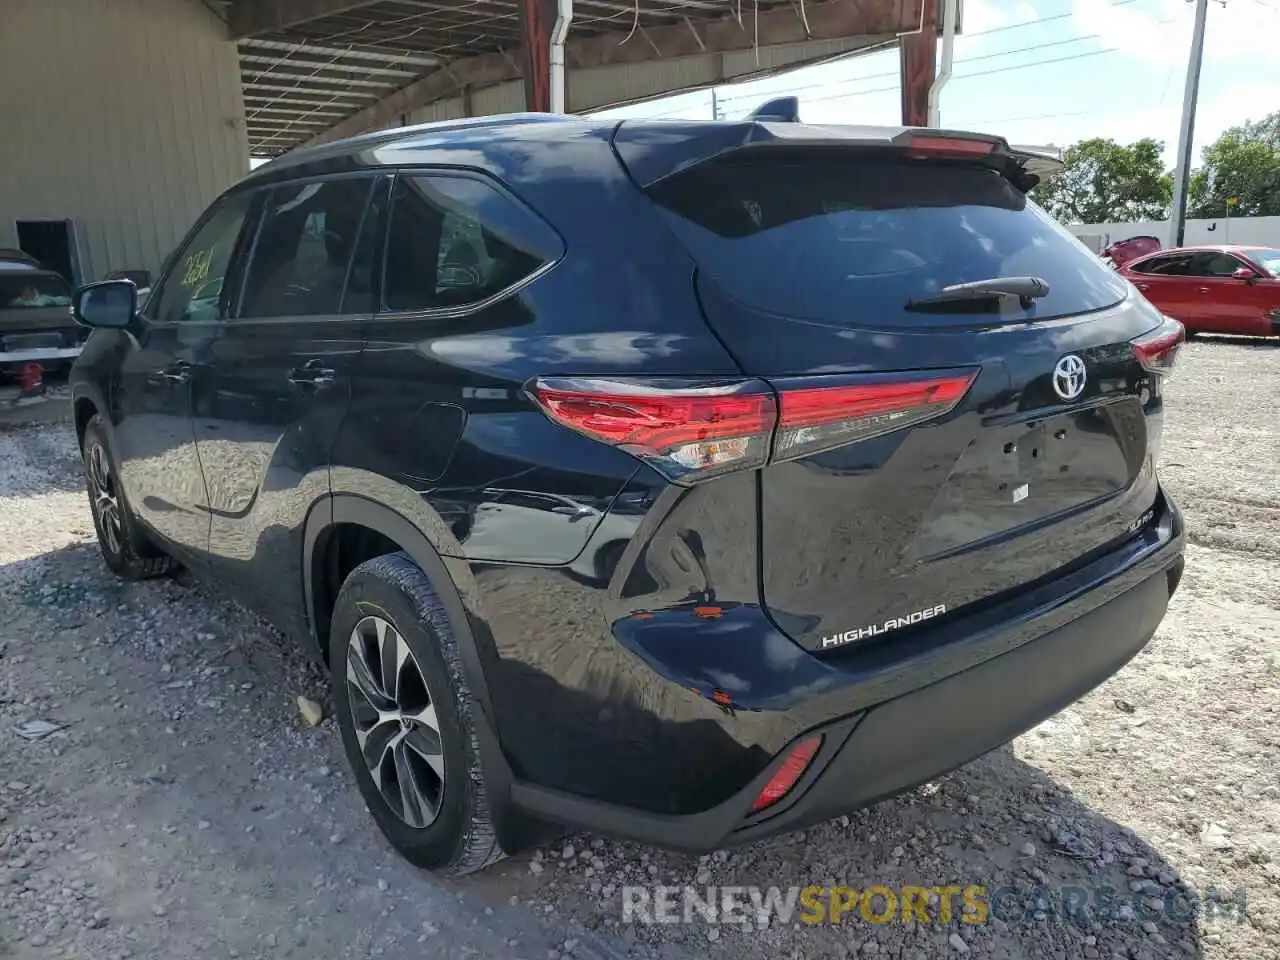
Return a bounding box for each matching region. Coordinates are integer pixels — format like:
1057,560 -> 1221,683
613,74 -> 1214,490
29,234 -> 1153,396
614,121 -> 1066,190
1008,144 -> 1065,182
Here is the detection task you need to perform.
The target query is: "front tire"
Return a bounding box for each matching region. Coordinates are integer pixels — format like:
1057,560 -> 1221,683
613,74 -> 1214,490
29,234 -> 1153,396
330,552 -> 504,875
81,414 -> 175,580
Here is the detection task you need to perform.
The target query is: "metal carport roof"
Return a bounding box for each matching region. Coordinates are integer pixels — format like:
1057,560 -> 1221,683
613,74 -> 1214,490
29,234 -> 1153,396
216,0 -> 927,155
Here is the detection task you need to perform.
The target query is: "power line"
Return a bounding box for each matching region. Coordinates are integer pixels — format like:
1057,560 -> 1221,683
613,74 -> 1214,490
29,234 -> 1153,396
959,107 -> 1106,126
750,45 -> 1123,110
628,0 -> 1186,122
721,30 -> 1123,104
717,0 -> 1162,106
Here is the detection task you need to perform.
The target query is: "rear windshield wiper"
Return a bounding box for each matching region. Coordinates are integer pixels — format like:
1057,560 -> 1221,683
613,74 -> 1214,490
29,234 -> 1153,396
905,276 -> 1050,311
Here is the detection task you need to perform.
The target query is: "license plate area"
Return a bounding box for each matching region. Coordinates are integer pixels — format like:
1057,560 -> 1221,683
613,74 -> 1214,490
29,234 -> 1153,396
915,406 -> 1139,557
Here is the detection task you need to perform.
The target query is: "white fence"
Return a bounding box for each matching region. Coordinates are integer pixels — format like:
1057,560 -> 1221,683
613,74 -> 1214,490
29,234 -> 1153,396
1066,216 -> 1280,252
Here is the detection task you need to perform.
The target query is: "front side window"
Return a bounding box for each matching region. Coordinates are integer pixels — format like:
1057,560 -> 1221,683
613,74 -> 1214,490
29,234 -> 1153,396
383,174 -> 561,313
1247,248 -> 1280,278
150,193 -> 255,323
1187,252 -> 1249,278
239,177 -> 374,318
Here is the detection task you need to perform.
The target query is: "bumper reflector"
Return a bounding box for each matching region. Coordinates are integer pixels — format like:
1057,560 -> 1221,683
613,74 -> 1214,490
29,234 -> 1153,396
751,736 -> 823,812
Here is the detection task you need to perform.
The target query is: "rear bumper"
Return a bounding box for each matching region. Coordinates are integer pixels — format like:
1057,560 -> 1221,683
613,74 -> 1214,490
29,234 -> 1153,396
511,494 -> 1183,851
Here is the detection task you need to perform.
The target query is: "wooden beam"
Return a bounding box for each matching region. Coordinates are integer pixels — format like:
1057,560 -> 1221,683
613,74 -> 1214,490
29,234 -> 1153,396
301,0 -> 922,147
520,0 -> 557,111
229,0 -> 384,39
898,0 -> 937,126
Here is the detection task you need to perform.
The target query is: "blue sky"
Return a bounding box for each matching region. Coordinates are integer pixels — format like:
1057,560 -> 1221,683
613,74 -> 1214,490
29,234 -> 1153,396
594,0 -> 1280,169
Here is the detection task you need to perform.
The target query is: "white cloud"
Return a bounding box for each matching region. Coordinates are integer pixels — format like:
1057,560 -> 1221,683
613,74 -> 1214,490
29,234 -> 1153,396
959,0 -> 1039,35
964,79 -> 1275,167
1070,0 -> 1280,65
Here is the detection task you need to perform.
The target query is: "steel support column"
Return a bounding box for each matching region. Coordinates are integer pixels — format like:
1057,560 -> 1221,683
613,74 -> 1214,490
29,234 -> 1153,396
898,0 -> 938,127
521,0 -> 556,111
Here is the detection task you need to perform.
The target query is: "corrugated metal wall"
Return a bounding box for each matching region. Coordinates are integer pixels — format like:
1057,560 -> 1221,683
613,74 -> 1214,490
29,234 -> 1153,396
0,0 -> 248,281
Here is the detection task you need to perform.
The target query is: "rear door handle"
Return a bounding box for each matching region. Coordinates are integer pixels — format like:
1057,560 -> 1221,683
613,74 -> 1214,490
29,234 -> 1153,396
288,360 -> 336,388
1197,287 -> 1211,294
159,361 -> 192,384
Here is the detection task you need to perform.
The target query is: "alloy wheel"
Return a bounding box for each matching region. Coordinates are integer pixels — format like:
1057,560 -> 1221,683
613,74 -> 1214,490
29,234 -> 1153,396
87,442 -> 123,556
345,615 -> 446,828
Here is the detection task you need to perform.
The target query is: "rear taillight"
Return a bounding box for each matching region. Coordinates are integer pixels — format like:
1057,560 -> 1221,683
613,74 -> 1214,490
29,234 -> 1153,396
904,135 -> 997,159
751,736 -> 822,812
528,377 -> 776,482
529,370 -> 977,483
1131,317 -> 1184,376
773,373 -> 977,462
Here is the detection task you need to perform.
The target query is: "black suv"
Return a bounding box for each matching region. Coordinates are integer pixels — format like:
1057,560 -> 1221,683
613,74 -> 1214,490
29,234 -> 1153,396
69,114 -> 1185,875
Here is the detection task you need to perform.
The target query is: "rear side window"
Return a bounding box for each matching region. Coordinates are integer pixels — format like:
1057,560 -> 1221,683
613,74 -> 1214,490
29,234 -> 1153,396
383,174 -> 561,313
239,177 -> 374,318
1130,254 -> 1192,276
648,155 -> 1130,325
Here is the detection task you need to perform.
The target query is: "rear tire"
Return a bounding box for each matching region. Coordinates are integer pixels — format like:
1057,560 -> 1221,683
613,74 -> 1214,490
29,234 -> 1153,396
330,552 -> 505,876
81,415 -> 176,580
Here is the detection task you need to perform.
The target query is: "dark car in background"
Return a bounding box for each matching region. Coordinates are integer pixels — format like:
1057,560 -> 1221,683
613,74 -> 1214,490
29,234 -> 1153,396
1120,245 -> 1280,337
0,253 -> 86,373
68,114 -> 1186,876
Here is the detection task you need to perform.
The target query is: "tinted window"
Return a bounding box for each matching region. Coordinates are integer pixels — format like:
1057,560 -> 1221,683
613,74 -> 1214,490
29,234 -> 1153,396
383,174 -> 559,312
240,178 -> 373,318
1130,255 -> 1192,276
1,272 -> 71,309
648,155 -> 1130,325
151,194 -> 255,323
1186,252 -> 1246,278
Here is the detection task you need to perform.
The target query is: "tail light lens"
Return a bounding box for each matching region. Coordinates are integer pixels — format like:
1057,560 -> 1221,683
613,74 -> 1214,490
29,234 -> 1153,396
1131,317 -> 1184,376
751,736 -> 822,812
773,372 -> 977,462
529,370 -> 977,484
528,377 -> 776,482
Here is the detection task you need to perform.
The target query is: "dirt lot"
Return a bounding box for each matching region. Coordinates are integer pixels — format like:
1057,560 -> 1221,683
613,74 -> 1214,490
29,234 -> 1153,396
1,336 -> 1278,960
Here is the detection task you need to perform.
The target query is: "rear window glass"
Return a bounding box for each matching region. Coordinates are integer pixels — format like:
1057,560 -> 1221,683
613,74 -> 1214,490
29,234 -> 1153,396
1,273 -> 72,309
648,156 -> 1129,325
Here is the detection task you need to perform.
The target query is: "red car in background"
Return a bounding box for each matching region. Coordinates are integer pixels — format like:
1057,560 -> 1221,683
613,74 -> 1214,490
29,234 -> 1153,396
1118,245 -> 1280,337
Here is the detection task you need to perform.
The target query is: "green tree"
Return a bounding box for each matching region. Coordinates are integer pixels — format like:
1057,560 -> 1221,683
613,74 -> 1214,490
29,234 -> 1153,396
1188,111 -> 1280,218
1032,138 -> 1172,224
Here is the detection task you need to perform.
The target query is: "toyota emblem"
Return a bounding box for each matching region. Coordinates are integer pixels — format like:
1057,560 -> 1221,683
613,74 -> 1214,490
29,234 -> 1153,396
1052,354 -> 1087,402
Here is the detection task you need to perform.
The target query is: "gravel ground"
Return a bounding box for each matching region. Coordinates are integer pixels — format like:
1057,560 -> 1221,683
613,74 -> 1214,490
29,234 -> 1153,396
1,335 -> 1278,960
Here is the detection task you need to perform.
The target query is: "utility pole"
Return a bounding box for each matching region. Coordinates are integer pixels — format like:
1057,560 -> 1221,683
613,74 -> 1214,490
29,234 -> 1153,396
711,88 -> 720,120
1168,0 -> 1209,248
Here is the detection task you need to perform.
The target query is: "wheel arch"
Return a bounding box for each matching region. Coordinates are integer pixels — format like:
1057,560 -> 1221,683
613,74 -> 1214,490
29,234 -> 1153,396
305,493 -> 533,853
303,494 -> 497,728
305,494 -> 530,850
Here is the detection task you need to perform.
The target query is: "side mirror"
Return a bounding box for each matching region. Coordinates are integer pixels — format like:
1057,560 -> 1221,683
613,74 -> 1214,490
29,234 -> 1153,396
73,280 -> 137,329
1232,266 -> 1257,283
